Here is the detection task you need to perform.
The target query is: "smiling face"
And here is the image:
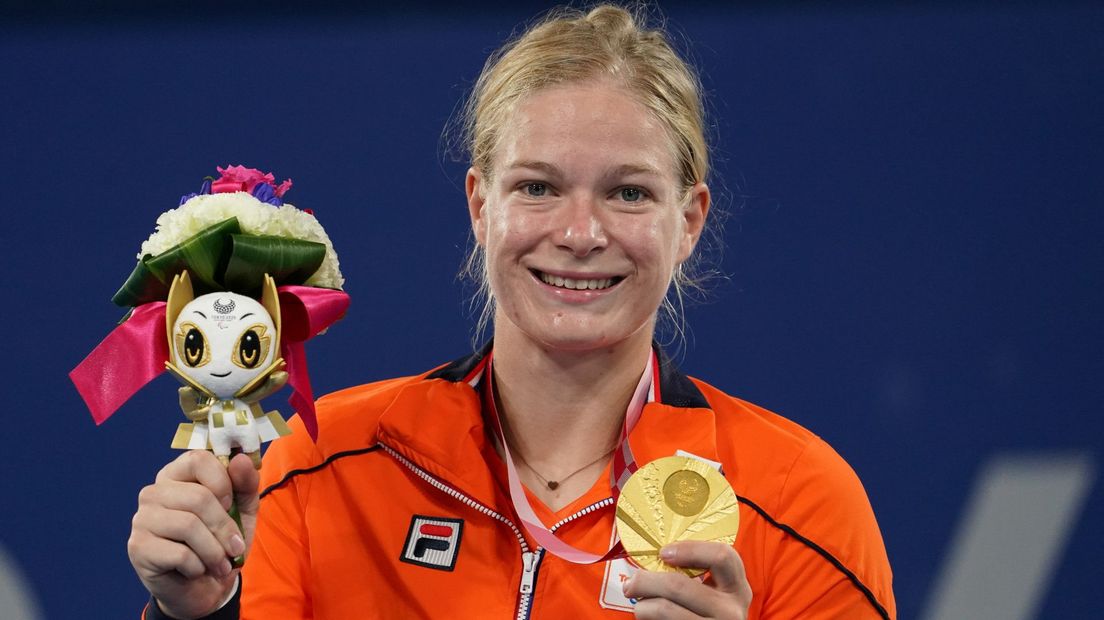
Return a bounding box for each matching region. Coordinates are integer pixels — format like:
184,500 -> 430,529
171,292 -> 277,398
466,80 -> 709,353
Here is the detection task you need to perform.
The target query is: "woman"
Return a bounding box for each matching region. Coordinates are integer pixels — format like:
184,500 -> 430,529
129,5 -> 895,619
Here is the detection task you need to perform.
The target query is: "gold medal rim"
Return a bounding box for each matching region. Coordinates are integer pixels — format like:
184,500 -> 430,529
615,455 -> 740,574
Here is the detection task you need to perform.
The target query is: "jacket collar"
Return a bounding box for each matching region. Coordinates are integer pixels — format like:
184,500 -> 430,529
378,342 -> 719,513
426,341 -> 711,410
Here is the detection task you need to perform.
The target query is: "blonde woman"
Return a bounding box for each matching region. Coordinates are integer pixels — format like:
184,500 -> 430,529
129,5 -> 894,619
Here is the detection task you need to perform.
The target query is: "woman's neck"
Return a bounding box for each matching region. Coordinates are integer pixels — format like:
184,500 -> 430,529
490,323 -> 654,471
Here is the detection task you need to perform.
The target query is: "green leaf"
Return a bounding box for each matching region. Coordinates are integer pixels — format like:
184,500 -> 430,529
144,218 -> 242,295
223,235 -> 326,297
112,217 -> 328,307
112,258 -> 171,307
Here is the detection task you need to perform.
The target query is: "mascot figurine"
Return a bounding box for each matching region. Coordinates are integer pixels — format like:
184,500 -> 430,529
165,271 -> 291,469
72,165 -> 349,565
72,164 -> 349,473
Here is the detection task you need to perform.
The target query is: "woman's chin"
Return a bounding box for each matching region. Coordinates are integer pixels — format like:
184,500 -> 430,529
521,319 -> 654,354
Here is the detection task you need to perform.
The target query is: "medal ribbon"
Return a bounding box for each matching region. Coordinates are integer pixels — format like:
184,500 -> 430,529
483,349 -> 656,564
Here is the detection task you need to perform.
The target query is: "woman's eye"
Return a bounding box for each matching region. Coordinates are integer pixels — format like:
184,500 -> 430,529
620,187 -> 644,202
525,183 -> 548,197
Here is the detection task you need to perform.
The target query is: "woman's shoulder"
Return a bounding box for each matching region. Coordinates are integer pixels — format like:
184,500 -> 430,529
693,377 -> 876,520
691,377 -> 895,616
316,374 -> 424,418
259,358 -> 473,487
691,377 -> 837,460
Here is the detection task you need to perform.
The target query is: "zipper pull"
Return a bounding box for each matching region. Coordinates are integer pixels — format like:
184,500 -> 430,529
519,551 -> 537,594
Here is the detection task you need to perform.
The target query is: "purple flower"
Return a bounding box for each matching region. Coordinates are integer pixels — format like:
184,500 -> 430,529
251,182 -> 283,206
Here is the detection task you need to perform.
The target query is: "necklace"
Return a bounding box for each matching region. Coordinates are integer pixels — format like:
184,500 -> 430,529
482,349 -> 655,563
510,444 -> 617,491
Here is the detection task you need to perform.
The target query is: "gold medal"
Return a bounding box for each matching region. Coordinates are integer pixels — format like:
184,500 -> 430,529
615,455 -> 739,576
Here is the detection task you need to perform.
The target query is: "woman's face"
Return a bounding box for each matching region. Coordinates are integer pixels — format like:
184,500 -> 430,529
466,80 -> 709,353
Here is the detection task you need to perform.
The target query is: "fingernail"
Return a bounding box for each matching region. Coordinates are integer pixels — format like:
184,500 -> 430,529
219,559 -> 232,577
229,534 -> 245,556
621,575 -> 633,595
660,545 -> 676,560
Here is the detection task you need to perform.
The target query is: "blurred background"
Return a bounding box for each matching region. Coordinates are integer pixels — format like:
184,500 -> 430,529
1,1 -> 1101,617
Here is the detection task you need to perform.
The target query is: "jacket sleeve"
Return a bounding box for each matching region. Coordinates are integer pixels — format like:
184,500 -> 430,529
239,480 -> 314,618
757,438 -> 896,620
238,418 -> 319,619
141,579 -> 240,620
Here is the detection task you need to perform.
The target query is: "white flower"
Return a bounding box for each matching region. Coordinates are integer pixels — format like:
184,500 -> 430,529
137,192 -> 344,290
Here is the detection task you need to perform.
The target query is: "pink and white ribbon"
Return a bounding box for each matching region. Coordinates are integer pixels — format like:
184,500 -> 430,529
482,350 -> 656,563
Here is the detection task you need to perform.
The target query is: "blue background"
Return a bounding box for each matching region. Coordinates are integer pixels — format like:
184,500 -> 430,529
1,2 -> 1101,617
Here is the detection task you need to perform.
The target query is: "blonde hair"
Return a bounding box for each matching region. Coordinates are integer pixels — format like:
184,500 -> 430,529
455,4 -> 717,345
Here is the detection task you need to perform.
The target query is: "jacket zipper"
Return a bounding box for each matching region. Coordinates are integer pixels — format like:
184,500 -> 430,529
550,498 -> 615,532
514,497 -> 617,620
383,443 -> 619,620
380,443 -> 536,618
516,549 -> 540,620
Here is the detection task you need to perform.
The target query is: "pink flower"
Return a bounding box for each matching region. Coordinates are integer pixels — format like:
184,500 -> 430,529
211,165 -> 292,197
273,178 -> 293,197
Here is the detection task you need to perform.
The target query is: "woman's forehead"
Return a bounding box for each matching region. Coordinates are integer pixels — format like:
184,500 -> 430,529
492,81 -> 678,180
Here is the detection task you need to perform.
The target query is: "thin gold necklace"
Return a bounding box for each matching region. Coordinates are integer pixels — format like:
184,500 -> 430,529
511,445 -> 617,491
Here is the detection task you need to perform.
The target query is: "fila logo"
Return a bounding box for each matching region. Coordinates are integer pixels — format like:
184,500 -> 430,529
400,515 -> 464,571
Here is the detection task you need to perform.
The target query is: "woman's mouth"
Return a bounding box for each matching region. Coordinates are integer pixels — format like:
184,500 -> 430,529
531,269 -> 623,291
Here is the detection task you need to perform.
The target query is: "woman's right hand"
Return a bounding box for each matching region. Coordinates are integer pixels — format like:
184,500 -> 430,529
128,450 -> 260,619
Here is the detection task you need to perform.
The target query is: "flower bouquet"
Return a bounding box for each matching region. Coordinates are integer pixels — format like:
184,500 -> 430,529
72,165 -> 350,454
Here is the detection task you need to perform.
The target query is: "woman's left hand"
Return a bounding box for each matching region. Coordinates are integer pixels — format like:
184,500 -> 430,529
623,541 -> 752,619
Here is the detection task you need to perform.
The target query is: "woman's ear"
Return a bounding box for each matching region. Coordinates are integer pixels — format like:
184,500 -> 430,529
678,182 -> 711,262
466,167 -> 487,246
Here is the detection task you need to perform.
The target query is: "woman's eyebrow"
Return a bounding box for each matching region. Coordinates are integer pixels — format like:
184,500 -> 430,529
504,160 -> 563,176
607,163 -> 662,178
505,161 -> 661,178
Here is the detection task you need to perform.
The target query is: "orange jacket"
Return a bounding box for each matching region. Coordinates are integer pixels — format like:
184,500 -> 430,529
218,347 -> 894,619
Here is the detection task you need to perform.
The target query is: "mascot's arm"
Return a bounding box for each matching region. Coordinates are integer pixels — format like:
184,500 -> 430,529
177,387 -> 211,422
238,370 -> 288,405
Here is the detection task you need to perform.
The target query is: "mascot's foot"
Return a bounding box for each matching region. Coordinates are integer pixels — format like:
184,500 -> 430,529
217,455 -> 231,468
248,451 -> 262,470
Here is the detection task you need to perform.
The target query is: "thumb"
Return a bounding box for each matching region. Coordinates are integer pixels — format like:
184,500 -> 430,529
227,453 -> 261,517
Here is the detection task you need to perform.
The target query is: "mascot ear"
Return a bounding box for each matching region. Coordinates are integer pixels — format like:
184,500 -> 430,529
165,270 -> 195,356
261,273 -> 281,352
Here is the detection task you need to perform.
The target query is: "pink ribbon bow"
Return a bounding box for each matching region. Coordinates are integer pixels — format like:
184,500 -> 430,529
69,287 -> 350,441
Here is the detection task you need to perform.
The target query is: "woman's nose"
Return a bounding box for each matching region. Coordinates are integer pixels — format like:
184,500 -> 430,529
556,193 -> 608,257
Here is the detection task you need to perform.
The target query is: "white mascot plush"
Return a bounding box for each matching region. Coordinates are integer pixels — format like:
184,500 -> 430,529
164,270 -> 291,469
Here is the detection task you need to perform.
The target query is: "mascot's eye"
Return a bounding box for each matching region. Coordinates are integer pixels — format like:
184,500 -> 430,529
238,329 -> 262,368
232,324 -> 269,370
183,328 -> 206,367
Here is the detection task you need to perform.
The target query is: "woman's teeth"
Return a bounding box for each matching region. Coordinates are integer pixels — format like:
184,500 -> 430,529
539,272 -> 616,290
